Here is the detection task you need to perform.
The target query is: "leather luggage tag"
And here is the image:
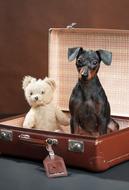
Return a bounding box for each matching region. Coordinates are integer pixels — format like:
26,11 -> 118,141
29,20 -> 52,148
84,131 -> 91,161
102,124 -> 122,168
43,144 -> 68,178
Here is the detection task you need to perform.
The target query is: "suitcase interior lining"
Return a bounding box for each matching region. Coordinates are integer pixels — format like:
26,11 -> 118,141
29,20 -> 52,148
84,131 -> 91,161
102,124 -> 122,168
0,116 -> 70,133
0,116 -> 129,134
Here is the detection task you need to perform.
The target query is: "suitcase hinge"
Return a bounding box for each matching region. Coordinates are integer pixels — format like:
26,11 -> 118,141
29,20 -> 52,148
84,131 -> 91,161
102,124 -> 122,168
0,129 -> 13,141
68,139 -> 84,153
66,23 -> 77,29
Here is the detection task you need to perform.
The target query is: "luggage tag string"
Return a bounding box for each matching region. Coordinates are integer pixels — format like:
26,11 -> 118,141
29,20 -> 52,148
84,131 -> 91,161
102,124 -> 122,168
46,144 -> 55,160
45,138 -> 57,160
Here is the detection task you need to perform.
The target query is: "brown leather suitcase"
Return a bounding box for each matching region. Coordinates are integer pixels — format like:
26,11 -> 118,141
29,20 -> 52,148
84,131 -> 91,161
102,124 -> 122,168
0,28 -> 129,172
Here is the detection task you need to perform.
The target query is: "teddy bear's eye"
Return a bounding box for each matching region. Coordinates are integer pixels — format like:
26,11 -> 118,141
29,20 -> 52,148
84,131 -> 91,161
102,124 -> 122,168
41,91 -> 45,94
30,92 -> 33,96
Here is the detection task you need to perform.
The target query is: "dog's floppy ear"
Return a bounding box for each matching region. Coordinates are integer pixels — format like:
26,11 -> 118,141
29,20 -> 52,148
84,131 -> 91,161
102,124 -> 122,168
96,50 -> 112,65
68,47 -> 83,61
44,77 -> 56,91
22,76 -> 36,90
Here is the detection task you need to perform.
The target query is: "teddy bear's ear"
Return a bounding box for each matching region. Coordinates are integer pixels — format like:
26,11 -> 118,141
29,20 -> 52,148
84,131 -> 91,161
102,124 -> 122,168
22,76 -> 36,90
44,77 -> 56,91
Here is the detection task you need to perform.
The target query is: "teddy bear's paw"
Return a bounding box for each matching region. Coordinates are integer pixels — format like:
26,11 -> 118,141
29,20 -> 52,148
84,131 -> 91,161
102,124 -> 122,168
56,108 -> 70,126
23,120 -> 34,129
54,129 -> 63,133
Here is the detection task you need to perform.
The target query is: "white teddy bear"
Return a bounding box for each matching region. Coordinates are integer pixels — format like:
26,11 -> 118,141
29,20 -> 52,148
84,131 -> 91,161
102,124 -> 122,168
22,76 -> 70,132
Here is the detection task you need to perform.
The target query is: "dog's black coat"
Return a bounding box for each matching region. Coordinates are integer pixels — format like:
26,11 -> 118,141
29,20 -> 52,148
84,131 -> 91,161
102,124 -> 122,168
68,47 -> 115,135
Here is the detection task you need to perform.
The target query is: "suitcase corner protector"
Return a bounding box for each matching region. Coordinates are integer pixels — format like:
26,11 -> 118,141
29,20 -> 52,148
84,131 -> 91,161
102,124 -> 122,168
88,156 -> 109,172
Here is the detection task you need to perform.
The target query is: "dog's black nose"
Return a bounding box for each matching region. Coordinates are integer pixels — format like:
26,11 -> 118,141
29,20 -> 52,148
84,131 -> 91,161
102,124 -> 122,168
82,72 -> 88,79
35,96 -> 38,101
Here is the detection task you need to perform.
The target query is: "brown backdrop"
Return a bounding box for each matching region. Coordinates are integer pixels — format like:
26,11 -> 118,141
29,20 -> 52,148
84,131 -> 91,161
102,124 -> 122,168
0,0 -> 129,116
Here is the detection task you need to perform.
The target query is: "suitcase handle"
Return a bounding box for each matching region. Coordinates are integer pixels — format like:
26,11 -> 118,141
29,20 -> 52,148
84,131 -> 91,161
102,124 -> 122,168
18,134 -> 46,146
18,134 -> 58,146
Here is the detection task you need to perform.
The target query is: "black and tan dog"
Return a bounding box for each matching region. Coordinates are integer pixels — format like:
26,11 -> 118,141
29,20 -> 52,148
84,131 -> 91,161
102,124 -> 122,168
68,47 -> 119,136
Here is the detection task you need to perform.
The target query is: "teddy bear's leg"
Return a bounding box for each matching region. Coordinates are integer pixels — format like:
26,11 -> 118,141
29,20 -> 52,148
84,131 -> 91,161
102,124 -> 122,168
23,110 -> 36,129
55,108 -> 70,126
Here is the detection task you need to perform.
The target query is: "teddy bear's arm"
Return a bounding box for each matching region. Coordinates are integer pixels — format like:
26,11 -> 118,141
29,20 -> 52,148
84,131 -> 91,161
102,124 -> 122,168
23,110 -> 36,129
55,107 -> 70,126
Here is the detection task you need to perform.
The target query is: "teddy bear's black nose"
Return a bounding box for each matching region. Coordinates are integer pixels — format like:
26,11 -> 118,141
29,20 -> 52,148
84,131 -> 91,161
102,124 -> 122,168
35,96 -> 38,101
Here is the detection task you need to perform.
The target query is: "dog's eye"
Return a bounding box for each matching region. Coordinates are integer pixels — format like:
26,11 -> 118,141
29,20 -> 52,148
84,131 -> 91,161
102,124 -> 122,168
92,60 -> 98,66
30,92 -> 33,95
41,91 -> 45,94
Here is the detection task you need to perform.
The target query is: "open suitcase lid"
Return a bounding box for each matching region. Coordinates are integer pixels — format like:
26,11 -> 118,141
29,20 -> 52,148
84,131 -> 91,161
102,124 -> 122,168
48,28 -> 129,118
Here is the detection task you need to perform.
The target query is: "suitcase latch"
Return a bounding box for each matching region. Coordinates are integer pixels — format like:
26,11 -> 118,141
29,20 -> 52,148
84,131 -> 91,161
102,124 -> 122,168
0,129 -> 13,141
68,139 -> 84,153
46,138 -> 58,145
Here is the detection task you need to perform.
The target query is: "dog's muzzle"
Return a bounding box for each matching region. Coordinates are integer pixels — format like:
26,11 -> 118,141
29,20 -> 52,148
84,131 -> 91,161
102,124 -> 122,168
80,67 -> 88,80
